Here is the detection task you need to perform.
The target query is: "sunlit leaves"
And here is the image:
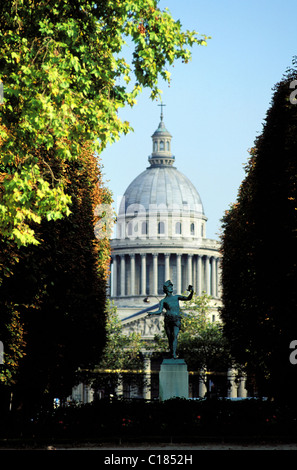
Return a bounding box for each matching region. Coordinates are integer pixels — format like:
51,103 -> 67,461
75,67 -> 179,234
0,0 -> 208,246
0,164 -> 71,247
0,308 -> 26,386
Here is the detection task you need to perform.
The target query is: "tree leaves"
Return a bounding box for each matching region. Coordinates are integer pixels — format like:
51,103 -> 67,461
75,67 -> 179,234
0,164 -> 71,247
0,0 -> 209,246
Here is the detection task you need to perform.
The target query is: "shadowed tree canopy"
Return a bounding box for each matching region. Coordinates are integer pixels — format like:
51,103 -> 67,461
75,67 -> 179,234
220,57 -> 297,401
0,145 -> 112,410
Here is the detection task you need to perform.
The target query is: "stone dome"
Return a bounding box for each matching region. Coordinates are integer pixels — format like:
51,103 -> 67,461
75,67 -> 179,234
119,110 -> 205,218
119,165 -> 205,217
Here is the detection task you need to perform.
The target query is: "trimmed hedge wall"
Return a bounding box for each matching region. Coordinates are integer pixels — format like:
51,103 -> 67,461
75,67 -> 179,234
1,398 -> 297,444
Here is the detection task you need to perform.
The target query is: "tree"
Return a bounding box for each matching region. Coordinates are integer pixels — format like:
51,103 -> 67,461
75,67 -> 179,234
179,295 -> 232,373
0,0 -> 209,248
0,145 -> 112,411
89,300 -> 143,398
220,57 -> 297,401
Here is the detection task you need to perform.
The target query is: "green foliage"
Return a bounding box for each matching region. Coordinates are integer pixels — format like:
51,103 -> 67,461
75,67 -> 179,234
97,300 -> 143,371
220,57 -> 297,400
0,164 -> 71,247
0,307 -> 26,386
0,0 -> 209,247
91,300 -> 143,394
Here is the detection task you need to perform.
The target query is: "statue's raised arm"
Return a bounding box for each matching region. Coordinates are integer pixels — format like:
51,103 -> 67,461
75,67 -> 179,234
178,285 -> 194,302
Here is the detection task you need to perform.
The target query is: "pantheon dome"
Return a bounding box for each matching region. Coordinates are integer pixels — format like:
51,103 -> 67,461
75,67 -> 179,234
119,164 -> 204,218
118,115 -> 205,222
110,110 -> 221,319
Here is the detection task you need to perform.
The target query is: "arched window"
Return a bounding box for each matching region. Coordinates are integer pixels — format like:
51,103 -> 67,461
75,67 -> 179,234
201,224 -> 204,237
175,222 -> 182,235
160,140 -> 165,151
158,221 -> 165,234
154,141 -> 158,152
190,223 -> 195,235
166,140 -> 170,151
127,222 -> 132,236
141,221 -> 148,235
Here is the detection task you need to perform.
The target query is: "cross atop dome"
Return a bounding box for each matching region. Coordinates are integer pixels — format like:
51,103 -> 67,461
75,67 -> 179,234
158,102 -> 166,121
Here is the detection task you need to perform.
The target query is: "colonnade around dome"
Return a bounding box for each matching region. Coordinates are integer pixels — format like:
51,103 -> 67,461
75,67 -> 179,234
110,249 -> 221,301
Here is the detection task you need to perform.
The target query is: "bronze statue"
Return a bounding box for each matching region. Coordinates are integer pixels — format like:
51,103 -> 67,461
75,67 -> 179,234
148,280 -> 193,359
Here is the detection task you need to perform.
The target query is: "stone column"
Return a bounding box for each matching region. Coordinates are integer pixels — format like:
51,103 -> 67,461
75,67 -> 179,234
205,256 -> 210,295
143,355 -> 151,400
112,255 -> 118,297
198,369 -> 207,398
176,254 -> 182,294
211,257 -> 216,298
238,374 -> 247,398
227,368 -> 237,398
116,376 -> 123,398
130,254 -> 135,296
187,254 -> 193,287
120,254 -> 125,297
196,255 -> 202,295
82,383 -> 94,404
165,253 -> 170,281
152,253 -> 158,295
141,253 -> 146,295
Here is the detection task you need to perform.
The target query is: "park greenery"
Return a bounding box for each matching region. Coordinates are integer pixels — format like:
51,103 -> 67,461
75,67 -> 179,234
90,300 -> 143,396
0,0 -> 208,411
220,57 -> 297,402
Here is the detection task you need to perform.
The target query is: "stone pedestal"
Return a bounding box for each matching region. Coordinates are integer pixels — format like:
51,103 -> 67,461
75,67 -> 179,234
159,359 -> 189,401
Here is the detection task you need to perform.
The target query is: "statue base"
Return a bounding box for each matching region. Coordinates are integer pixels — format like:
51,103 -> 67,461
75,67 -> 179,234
159,358 -> 189,401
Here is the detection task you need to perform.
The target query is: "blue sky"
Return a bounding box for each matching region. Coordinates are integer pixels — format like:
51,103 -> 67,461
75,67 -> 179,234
101,0 -> 297,240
